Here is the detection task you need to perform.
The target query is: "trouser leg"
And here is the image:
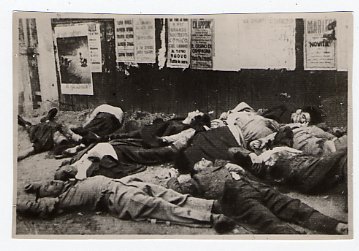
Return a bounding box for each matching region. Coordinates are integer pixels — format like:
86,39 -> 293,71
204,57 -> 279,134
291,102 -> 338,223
127,180 -> 213,212
120,145 -> 179,164
220,180 -> 298,234
256,181 -> 340,234
107,186 -> 212,225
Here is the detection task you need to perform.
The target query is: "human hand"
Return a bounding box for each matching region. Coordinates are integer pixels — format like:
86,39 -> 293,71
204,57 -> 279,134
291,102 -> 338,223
168,168 -> 180,178
225,163 -> 246,175
249,153 -> 262,164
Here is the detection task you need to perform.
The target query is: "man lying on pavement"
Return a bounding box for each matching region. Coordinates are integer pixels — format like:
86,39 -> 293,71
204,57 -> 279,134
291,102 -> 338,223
16,175 -> 236,234
167,158 -> 347,234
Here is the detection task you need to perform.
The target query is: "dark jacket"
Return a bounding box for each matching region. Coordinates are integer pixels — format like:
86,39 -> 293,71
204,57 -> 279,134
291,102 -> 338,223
168,165 -> 233,200
232,146 -> 347,194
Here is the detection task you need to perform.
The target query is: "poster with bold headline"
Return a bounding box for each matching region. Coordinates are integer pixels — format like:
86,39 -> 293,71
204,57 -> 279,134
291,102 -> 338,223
167,18 -> 190,68
190,19 -> 214,70
54,24 -> 94,95
304,19 -> 337,70
133,18 -> 156,63
114,18 -> 135,62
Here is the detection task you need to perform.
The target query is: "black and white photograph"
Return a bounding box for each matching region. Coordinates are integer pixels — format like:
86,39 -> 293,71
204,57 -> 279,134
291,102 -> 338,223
13,10 -> 353,239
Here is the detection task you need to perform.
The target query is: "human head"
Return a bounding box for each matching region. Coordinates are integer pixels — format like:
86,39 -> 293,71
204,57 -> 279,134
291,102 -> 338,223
53,130 -> 69,145
271,126 -> 294,149
182,110 -> 204,125
301,106 -> 323,125
193,158 -> 214,172
291,106 -> 323,125
190,113 -> 211,131
25,180 -> 65,198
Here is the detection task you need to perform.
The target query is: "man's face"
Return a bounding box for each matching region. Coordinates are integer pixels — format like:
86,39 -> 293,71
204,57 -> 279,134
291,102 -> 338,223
38,180 -> 65,198
299,112 -> 311,124
194,158 -> 214,172
291,109 -> 311,125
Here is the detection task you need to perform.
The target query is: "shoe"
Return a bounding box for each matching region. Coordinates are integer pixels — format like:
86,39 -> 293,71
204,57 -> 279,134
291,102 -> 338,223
40,107 -> 58,122
212,214 -> 236,234
18,115 -> 32,127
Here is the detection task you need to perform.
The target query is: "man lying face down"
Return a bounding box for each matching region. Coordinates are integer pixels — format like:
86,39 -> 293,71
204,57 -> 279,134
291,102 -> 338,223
167,158 -> 348,235
16,175 -> 236,233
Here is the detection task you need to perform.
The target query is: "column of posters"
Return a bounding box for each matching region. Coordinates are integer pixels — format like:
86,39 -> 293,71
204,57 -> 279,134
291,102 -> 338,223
304,18 -> 337,70
133,18 -> 156,63
167,18 -> 190,68
190,19 -> 214,70
54,24 -> 94,95
114,18 -> 135,62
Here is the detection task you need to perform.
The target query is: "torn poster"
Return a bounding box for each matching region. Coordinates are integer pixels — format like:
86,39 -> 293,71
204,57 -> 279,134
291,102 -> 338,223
190,18 -> 214,70
304,19 -> 337,70
237,18 -> 296,70
133,18 -> 156,63
114,18 -> 135,62
167,18 -> 190,68
54,24 -> 93,95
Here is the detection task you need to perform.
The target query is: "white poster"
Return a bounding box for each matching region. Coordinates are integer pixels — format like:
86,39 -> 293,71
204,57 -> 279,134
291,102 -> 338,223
114,18 -> 135,62
133,18 -> 156,63
212,15 -> 241,71
304,19 -> 337,70
167,18 -> 190,68
87,23 -> 102,72
238,18 -> 296,70
54,24 -> 94,95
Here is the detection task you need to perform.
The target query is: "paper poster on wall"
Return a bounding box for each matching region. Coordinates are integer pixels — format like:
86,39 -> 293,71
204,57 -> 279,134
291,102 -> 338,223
133,18 -> 156,63
304,19 -> 337,70
114,18 -> 135,62
54,25 -> 93,95
87,23 -> 102,72
190,19 -> 214,70
212,15 -> 241,71
238,18 -> 296,70
167,18 -> 190,68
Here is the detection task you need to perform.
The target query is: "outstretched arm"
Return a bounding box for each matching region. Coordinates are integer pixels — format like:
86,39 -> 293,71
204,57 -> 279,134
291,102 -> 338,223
16,197 -> 59,218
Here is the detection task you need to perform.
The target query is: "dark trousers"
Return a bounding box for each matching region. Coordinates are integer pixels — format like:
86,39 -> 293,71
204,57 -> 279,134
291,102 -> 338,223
220,179 -> 339,234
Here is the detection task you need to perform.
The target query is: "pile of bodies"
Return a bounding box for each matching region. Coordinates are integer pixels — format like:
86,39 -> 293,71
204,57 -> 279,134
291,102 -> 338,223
16,102 -> 348,235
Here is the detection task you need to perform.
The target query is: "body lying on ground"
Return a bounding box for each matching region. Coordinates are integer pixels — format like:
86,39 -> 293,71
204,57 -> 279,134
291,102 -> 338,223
16,175 -> 236,233
107,110 -> 211,148
229,144 -> 347,194
54,137 -> 189,181
17,104 -> 124,160
167,159 -> 347,234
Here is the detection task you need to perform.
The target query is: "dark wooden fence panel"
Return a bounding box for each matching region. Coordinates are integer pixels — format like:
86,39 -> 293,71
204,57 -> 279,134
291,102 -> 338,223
50,18 -> 348,127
